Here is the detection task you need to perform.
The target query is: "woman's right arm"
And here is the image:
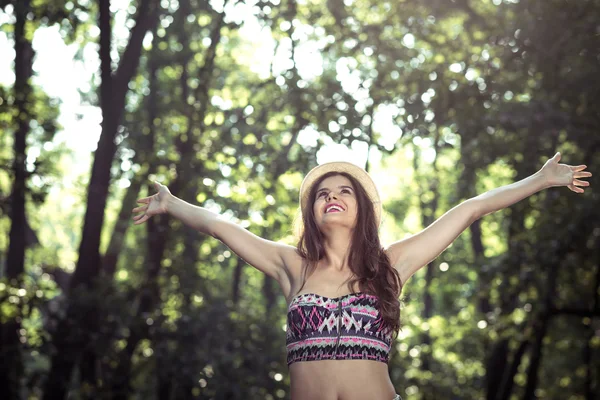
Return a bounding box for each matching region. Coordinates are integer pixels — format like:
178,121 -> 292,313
132,182 -> 297,290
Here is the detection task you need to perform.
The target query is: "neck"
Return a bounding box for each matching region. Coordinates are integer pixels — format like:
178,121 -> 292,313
320,228 -> 353,271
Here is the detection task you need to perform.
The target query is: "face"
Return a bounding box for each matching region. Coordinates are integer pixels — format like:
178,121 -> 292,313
312,175 -> 358,230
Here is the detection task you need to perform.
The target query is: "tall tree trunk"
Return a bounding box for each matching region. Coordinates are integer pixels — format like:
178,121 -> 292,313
486,125 -> 561,400
259,0 -> 311,315
522,192 -> 583,399
173,7 -> 226,396
230,0 -> 310,314
109,42 -> 162,400
69,0 -> 157,293
497,339 -> 529,400
42,1 -> 158,398
412,132 -> 441,399
522,312 -> 550,400
584,259 -> 600,400
4,0 -> 31,281
156,359 -> 172,400
485,338 -> 509,400
0,1 -> 33,398
456,155 -> 499,399
495,188 -> 594,400
111,7 -> 226,396
172,8 -> 207,395
110,191 -> 168,400
457,144 -> 491,315
78,171 -> 147,396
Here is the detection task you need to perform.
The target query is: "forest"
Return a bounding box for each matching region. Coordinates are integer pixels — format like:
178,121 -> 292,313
0,0 -> 599,399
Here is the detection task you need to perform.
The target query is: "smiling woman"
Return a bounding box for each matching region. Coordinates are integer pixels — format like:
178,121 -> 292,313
132,154 -> 591,400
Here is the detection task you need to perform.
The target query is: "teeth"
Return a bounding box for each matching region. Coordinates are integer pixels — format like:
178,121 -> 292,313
326,205 -> 344,213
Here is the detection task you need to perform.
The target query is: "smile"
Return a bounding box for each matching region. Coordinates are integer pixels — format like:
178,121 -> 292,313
325,204 -> 345,213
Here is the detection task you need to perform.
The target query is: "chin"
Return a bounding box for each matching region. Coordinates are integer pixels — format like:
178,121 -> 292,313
320,222 -> 355,231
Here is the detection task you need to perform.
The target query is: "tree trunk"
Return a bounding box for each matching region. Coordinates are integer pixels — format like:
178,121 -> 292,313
69,0 -> 157,292
4,0 -> 31,281
109,42 -> 163,400
497,339 -> 529,400
0,1 -> 33,398
110,206 -> 168,400
78,173 -> 147,397
111,7 -> 226,394
458,158 -> 499,398
173,12 -> 206,395
522,211 -> 562,400
412,133 -> 441,399
485,339 -> 509,400
522,312 -> 550,400
584,260 -> 600,400
42,1 -> 159,398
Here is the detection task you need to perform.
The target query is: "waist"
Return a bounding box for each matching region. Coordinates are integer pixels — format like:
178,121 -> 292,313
289,358 -> 390,375
289,359 -> 395,398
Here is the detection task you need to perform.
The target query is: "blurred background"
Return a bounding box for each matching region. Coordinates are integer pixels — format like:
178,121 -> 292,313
0,0 -> 599,399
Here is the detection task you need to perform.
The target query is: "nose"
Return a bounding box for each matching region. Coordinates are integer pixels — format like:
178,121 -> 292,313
327,192 -> 338,201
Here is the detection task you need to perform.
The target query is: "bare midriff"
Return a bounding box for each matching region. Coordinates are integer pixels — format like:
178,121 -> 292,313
289,359 -> 396,400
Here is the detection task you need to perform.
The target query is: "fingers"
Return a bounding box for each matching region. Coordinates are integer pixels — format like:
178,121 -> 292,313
553,152 -> 561,162
570,164 -> 588,172
136,196 -> 151,204
132,213 -> 146,222
568,184 -> 584,193
133,214 -> 150,225
132,203 -> 149,225
573,179 -> 590,187
574,170 -> 592,178
132,205 -> 148,213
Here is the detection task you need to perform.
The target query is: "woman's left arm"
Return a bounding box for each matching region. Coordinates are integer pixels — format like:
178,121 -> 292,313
387,152 -> 592,283
476,152 -> 591,217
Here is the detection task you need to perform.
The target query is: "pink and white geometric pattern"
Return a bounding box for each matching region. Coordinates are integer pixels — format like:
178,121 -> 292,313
286,292 -> 393,366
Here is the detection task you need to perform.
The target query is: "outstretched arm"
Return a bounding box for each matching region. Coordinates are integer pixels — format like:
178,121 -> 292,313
386,152 -> 592,283
132,182 -> 298,291
476,152 -> 590,217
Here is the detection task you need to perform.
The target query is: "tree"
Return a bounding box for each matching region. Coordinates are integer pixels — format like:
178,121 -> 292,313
42,0 -> 160,398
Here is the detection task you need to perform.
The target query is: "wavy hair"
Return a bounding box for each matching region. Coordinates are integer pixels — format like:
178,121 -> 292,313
295,171 -> 402,340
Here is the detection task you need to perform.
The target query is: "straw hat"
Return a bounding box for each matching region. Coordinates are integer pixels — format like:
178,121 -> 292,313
299,162 -> 382,226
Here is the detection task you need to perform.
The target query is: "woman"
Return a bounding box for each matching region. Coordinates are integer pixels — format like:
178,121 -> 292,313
132,152 -> 591,400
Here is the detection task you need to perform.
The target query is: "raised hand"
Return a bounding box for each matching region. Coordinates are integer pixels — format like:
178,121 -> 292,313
132,181 -> 172,225
539,152 -> 592,193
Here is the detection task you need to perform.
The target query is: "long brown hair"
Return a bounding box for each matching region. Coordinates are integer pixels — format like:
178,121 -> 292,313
295,171 -> 402,340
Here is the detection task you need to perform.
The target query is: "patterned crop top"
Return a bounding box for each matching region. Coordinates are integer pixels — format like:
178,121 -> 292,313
286,291 -> 393,366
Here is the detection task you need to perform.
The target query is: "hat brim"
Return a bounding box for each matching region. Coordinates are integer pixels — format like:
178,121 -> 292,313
299,162 -> 382,226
